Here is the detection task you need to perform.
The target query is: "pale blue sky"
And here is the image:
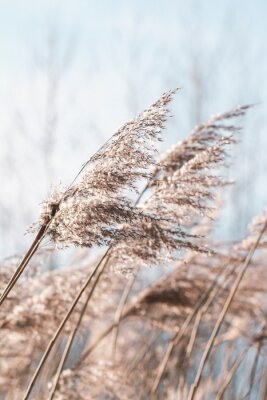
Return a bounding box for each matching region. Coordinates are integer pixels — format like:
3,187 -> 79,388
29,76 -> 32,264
0,0 -> 265,71
0,0 -> 267,257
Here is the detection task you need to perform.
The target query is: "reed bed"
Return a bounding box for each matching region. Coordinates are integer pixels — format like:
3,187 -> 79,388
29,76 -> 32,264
0,90 -> 266,400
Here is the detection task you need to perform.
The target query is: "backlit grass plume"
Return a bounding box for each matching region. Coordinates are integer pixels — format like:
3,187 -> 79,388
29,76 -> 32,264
38,90 -> 176,248
110,105 -> 250,271
152,105 -> 250,181
0,90 -> 176,306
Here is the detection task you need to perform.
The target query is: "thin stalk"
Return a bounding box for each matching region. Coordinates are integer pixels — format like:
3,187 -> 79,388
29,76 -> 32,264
185,310 -> 202,359
258,368 -> 267,400
241,342 -> 262,399
0,224 -> 48,306
126,332 -> 161,375
47,254 -> 110,400
112,268 -> 139,361
185,259 -> 238,361
22,247 -> 111,400
150,257 -> 237,395
248,343 -> 262,400
150,288 -> 212,394
239,371 -> 266,400
216,350 -> 246,400
188,219 -> 267,400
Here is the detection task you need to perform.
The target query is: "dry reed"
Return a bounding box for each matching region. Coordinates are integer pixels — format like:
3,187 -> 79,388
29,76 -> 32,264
1,92 -> 266,400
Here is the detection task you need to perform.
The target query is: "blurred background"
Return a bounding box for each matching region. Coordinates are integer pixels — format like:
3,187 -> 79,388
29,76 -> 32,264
0,0 -> 266,259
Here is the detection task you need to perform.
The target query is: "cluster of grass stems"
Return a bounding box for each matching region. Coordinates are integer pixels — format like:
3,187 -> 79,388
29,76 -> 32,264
0,90 -> 266,400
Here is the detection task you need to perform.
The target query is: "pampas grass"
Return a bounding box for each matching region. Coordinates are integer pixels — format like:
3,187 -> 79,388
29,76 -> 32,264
1,90 -> 266,400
